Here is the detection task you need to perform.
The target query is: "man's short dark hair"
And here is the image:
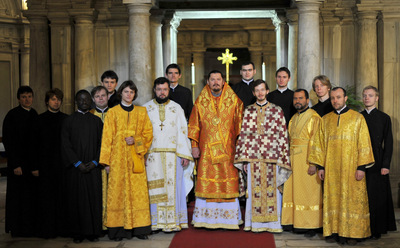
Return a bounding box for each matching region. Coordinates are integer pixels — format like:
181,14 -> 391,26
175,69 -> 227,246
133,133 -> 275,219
165,64 -> 181,75
153,77 -> 170,90
17,86 -> 33,99
101,70 -> 119,83
331,87 -> 347,97
75,89 -> 91,99
294,88 -> 309,99
45,88 -> 64,105
252,79 -> 269,92
207,70 -> 224,80
275,67 -> 291,78
241,61 -> 255,70
118,80 -> 138,101
91,86 -> 108,98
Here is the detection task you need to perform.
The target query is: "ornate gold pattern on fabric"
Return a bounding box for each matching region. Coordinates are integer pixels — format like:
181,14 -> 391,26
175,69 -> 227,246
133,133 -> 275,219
250,162 -> 278,223
150,194 -> 168,204
308,109 -> 374,238
244,226 -> 283,233
188,83 -> 243,199
148,179 -> 165,190
282,109 -> 323,229
99,105 -> 153,229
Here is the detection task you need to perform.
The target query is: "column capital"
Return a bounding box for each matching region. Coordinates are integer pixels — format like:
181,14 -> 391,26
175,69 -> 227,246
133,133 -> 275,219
296,0 -> 323,13
150,9 -> 165,23
22,10 -> 48,23
271,11 -> 287,29
286,8 -> 298,24
48,11 -> 72,26
68,9 -> 98,23
163,10 -> 181,32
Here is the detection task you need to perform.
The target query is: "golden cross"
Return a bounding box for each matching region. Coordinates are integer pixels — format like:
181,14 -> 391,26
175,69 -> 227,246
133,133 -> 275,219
217,48 -> 237,83
159,122 -> 164,131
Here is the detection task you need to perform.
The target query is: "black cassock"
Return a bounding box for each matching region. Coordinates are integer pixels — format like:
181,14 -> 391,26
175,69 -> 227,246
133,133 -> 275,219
312,98 -> 334,117
2,105 -> 38,237
230,80 -> 256,108
361,108 -> 397,236
267,89 -> 296,126
31,110 -> 68,238
61,111 -> 103,238
108,90 -> 120,108
170,84 -> 193,120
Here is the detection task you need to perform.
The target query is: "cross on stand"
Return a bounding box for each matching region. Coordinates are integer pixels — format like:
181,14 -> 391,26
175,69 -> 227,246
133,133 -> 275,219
217,48 -> 237,84
159,122 -> 164,130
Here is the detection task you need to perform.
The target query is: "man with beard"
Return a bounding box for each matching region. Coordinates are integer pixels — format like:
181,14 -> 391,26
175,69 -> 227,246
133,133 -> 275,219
31,88 -> 68,238
309,87 -> 374,245
61,90 -> 103,243
281,89 -> 323,237
234,79 -> 291,233
3,86 -> 38,237
143,77 -> 194,232
166,64 -> 193,120
231,61 -> 257,107
101,70 -> 120,108
361,86 -> 396,239
188,70 -> 243,229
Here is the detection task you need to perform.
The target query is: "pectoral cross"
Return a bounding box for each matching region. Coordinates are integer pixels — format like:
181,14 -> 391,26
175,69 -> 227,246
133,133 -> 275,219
159,122 -> 164,131
217,48 -> 237,83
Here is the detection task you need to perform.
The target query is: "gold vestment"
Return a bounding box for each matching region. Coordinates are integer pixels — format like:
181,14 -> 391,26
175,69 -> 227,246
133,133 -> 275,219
100,105 -> 153,229
282,108 -> 323,229
309,109 -> 374,238
188,83 -> 243,200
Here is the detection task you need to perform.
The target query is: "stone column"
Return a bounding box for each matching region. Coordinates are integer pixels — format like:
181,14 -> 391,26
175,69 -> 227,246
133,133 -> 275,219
378,10 -> 400,206
193,51 -> 205,100
162,10 -> 181,69
49,13 -> 74,113
296,0 -> 322,92
287,9 -> 298,90
150,9 -> 164,79
20,46 -> 29,86
125,0 -> 152,105
356,11 -> 378,97
25,13 -> 51,113
272,13 -> 288,69
72,12 -> 96,92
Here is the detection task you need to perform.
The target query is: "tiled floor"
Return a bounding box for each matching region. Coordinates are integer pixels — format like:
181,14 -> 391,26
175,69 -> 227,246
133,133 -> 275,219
0,177 -> 398,248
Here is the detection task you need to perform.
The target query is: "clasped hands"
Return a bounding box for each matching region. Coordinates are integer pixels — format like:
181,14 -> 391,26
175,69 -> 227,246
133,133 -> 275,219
77,161 -> 97,173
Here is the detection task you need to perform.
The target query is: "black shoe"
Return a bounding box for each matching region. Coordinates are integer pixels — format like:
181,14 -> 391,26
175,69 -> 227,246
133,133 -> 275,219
325,236 -> 336,243
113,237 -> 123,241
304,230 -> 316,238
371,234 -> 381,240
136,234 -> 149,240
73,238 -> 83,243
88,237 -> 99,242
347,238 -> 357,246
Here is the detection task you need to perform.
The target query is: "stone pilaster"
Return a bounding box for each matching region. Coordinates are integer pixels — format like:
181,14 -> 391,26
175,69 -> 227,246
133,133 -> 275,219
249,30 -> 262,75
150,9 -> 165,80
193,51 -> 205,100
287,8 -> 298,90
70,10 -> 97,92
162,10 -> 181,69
24,12 -> 51,113
296,0 -> 323,92
356,10 -> 378,97
272,13 -> 288,69
125,0 -> 152,105
49,13 -> 74,113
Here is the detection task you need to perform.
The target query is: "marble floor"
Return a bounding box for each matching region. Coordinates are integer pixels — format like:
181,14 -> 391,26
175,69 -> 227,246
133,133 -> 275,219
0,177 -> 399,248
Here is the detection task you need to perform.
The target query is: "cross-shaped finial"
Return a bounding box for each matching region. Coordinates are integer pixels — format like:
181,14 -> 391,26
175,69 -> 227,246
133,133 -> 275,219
217,48 -> 237,83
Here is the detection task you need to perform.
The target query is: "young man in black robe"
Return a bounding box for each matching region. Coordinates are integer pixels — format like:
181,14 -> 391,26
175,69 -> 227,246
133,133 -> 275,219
361,85 -> 397,239
165,63 -> 193,120
101,70 -> 120,108
2,86 -> 38,237
31,88 -> 68,238
61,90 -> 103,243
267,67 -> 296,125
311,75 -> 334,117
230,61 -> 257,107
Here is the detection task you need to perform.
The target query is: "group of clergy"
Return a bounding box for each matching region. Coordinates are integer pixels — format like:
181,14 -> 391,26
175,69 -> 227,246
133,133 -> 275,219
2,62 -> 396,246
